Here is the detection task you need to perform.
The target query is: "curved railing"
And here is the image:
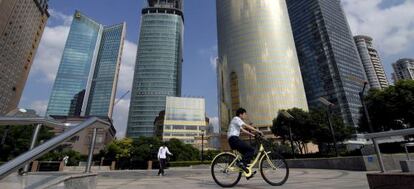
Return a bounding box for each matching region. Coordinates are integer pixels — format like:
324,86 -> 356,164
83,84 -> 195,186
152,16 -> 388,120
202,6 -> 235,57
0,117 -> 110,180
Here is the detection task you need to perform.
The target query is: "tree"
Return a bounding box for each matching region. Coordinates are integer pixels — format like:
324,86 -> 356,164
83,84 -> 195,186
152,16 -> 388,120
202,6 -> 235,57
130,136 -> 162,162
272,108 -> 354,154
98,138 -> 133,169
0,125 -> 53,161
359,80 -> 414,132
309,109 -> 355,148
272,108 -> 315,154
39,149 -> 84,166
166,138 -> 199,161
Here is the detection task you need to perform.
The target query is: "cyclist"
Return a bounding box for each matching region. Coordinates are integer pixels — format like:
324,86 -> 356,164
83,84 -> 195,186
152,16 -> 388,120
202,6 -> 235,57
228,108 -> 263,178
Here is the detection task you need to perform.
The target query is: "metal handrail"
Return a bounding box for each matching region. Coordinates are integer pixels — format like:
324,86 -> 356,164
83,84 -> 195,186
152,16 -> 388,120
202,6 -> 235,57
359,128 -> 414,172
0,117 -> 65,128
0,117 -> 110,180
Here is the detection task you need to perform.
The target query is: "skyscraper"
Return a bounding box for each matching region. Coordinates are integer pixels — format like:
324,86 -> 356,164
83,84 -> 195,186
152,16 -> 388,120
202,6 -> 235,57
287,0 -> 367,127
216,0 -> 308,133
392,58 -> 414,82
127,0 -> 184,138
0,0 -> 49,115
354,35 -> 389,89
46,11 -> 125,118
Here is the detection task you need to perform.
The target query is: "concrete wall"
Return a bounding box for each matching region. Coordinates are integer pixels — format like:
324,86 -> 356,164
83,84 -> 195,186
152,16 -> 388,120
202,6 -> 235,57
287,153 -> 413,171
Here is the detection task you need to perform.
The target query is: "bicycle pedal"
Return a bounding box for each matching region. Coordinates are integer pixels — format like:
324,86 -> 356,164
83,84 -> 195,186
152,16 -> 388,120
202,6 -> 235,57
246,171 -> 256,180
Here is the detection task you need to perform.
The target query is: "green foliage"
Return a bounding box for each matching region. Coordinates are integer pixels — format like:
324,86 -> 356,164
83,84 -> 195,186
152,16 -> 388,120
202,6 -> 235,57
167,138 -> 200,161
99,137 -> 133,162
204,150 -> 221,161
39,149 -> 85,166
272,108 -> 354,154
359,80 -> 414,132
0,125 -> 54,161
98,137 -> 201,169
309,109 -> 355,144
130,136 -> 162,162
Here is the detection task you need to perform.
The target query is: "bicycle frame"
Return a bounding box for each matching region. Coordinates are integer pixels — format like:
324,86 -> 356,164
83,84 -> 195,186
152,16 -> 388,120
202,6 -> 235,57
214,141 -> 276,177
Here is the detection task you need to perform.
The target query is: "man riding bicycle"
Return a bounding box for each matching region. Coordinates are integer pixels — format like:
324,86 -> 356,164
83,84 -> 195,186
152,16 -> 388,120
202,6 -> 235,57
228,108 -> 263,178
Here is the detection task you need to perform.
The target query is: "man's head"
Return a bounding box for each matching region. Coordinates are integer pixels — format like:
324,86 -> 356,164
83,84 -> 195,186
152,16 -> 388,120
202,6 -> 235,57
236,108 -> 247,120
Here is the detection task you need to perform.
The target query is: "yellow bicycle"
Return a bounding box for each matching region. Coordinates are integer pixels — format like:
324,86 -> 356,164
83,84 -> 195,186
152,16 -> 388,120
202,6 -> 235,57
211,134 -> 289,187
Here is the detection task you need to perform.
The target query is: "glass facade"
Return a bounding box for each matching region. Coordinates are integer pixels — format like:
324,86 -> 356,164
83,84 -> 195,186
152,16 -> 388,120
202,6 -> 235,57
216,0 -> 308,132
86,24 -> 126,117
46,11 -> 125,118
287,0 -> 367,127
162,97 -> 207,144
127,1 -> 184,138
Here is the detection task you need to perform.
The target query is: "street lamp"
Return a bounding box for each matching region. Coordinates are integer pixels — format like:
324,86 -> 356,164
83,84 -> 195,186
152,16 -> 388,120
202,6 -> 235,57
279,110 -> 296,159
357,81 -> 386,172
358,82 -> 374,133
318,97 -> 339,157
200,126 -> 205,162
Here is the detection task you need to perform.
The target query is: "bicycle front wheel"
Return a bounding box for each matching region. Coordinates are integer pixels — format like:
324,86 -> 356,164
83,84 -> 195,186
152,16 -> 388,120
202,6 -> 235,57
259,152 -> 289,186
211,153 -> 242,187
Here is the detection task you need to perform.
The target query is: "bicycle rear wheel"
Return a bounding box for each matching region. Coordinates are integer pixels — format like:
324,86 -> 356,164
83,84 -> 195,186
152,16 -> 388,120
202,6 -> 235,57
211,153 -> 242,187
259,152 -> 289,186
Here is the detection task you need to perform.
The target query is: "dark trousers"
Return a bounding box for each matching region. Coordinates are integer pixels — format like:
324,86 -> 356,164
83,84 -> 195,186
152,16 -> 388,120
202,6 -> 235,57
158,158 -> 166,175
228,136 -> 255,165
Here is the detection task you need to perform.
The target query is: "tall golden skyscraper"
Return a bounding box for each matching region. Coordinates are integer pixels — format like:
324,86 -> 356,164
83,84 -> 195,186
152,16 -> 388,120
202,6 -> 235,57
0,0 -> 49,115
216,0 -> 308,133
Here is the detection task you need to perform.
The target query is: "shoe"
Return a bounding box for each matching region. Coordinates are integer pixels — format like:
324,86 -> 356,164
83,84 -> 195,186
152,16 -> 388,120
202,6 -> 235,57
237,161 -> 249,174
246,171 -> 257,180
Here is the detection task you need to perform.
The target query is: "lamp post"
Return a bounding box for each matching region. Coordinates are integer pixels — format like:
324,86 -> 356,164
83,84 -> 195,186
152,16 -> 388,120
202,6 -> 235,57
280,111 -> 295,159
200,127 -> 205,163
359,82 -> 374,133
358,81 -> 385,172
318,97 -> 339,157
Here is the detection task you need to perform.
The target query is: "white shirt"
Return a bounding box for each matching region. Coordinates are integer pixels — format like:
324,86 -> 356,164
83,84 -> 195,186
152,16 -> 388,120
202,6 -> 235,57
157,146 -> 172,159
227,116 -> 246,138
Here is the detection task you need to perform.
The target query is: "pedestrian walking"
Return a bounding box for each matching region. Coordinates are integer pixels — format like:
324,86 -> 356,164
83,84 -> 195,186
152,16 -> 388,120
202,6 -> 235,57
157,143 -> 172,176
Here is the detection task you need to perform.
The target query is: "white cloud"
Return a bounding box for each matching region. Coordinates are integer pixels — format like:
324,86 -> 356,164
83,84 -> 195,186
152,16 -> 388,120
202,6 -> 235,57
30,11 -> 71,83
117,40 -> 137,92
342,0 -> 414,56
48,9 -> 73,26
28,100 -> 48,116
112,98 -> 130,138
198,45 -> 218,70
112,40 -> 137,138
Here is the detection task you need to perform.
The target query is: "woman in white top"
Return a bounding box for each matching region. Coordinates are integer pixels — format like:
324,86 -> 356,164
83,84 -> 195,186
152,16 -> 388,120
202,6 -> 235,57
157,143 -> 172,176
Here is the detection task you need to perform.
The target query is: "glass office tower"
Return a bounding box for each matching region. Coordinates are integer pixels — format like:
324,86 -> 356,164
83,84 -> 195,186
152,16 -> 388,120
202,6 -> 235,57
287,0 -> 367,127
127,0 -> 184,138
216,0 -> 308,133
46,11 -> 125,118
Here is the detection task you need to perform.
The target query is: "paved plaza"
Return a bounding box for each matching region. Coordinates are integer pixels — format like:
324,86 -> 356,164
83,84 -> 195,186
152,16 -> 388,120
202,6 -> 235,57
97,168 -> 370,189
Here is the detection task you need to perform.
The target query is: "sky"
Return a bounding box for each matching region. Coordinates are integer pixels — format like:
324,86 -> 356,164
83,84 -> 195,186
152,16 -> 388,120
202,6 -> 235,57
19,0 -> 414,138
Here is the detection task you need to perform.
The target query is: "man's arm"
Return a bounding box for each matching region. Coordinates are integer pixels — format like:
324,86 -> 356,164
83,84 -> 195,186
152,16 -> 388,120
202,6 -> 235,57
166,147 -> 173,156
240,127 -> 255,137
242,123 -> 263,135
